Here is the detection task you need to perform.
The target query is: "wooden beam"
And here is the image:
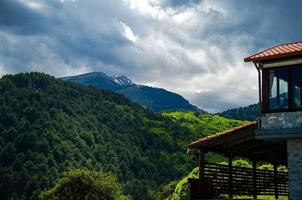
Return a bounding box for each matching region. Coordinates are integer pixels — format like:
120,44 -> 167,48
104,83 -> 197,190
263,57 -> 302,68
228,140 -> 268,154
218,132 -> 256,150
204,147 -> 287,165
202,127 -> 255,149
274,163 -> 279,200
199,149 -> 205,180
251,147 -> 285,155
242,143 -> 281,155
252,161 -> 257,200
228,155 -> 233,200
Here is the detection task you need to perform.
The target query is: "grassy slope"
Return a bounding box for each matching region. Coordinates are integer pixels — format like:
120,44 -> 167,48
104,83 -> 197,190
161,111 -> 245,147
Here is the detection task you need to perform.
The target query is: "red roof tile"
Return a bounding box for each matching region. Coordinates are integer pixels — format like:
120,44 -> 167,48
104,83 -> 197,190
244,41 -> 302,62
188,121 -> 257,149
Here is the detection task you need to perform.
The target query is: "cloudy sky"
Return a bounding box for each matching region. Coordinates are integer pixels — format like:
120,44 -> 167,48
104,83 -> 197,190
0,0 -> 302,112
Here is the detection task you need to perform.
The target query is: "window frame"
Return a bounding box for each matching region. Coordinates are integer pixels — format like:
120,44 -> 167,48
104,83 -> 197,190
262,64 -> 302,113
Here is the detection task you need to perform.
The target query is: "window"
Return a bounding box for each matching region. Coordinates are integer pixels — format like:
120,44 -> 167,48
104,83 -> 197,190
292,66 -> 302,109
268,68 -> 289,110
263,64 -> 302,113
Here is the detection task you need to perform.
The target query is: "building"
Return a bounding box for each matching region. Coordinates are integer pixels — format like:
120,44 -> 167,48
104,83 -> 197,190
188,41 -> 302,200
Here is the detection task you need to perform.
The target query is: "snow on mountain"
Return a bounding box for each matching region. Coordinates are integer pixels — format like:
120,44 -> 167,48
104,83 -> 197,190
112,75 -> 134,86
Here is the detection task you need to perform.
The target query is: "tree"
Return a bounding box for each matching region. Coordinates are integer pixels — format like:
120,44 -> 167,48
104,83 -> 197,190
40,169 -> 130,200
155,180 -> 178,200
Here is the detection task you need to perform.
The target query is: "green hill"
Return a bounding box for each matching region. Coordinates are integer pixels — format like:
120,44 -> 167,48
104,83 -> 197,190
0,72 -> 244,200
0,72 -> 194,200
218,103 -> 259,121
162,111 -> 244,144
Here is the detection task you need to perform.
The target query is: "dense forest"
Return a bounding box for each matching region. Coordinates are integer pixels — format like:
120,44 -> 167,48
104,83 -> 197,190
0,73 -> 244,200
218,103 -> 259,121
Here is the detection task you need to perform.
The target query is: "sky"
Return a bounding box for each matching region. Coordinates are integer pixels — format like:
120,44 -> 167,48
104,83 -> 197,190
0,0 -> 302,113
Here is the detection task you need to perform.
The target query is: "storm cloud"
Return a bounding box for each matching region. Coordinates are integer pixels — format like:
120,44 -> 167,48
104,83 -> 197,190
0,0 -> 302,112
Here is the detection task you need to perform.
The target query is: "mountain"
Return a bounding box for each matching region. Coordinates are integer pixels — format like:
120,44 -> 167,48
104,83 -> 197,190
217,103 -> 260,121
0,72 -> 193,200
61,72 -> 199,112
118,85 -> 199,112
61,72 -> 134,91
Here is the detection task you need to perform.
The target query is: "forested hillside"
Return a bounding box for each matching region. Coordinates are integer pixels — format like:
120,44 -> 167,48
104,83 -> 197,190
218,103 -> 259,121
0,73 -> 194,200
162,111 -> 244,141
0,73 -> 244,200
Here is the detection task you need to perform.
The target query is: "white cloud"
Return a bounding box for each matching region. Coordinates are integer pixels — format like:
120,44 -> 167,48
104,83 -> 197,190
121,22 -> 139,42
60,0 -> 76,3
123,0 -> 164,19
18,0 -> 44,10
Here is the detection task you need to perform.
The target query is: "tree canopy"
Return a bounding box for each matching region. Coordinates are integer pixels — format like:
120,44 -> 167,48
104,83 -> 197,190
40,169 -> 129,200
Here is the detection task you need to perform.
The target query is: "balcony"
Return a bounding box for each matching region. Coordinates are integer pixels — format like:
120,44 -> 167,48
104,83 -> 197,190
188,162 -> 288,200
256,111 -> 302,139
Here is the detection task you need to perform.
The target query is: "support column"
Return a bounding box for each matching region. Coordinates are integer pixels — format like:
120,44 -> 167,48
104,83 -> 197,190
228,155 -> 233,200
287,139 -> 302,200
274,163 -> 279,200
199,149 -> 205,180
252,160 -> 257,200
198,149 -> 205,193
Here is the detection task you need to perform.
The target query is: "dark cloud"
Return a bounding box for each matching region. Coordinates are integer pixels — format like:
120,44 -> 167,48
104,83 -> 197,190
0,0 -> 47,35
0,0 -> 301,112
226,0 -> 302,51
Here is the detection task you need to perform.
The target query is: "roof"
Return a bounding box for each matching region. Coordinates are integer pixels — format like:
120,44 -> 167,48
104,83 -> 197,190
188,121 -> 257,149
244,41 -> 302,62
188,121 -> 287,164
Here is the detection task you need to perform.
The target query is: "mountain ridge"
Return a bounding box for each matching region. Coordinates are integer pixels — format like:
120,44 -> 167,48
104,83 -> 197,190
61,72 -> 135,91
217,103 -> 259,121
61,72 -> 200,112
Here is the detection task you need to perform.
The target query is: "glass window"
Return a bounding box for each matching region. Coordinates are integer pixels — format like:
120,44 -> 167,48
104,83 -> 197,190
269,68 -> 289,110
292,65 -> 302,109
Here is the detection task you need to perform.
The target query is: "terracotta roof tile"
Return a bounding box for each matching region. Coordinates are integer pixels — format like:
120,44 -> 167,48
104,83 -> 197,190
244,41 -> 302,62
188,121 -> 257,149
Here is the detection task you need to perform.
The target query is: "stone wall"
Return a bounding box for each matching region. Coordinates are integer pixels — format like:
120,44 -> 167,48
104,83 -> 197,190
261,111 -> 302,129
287,139 -> 302,200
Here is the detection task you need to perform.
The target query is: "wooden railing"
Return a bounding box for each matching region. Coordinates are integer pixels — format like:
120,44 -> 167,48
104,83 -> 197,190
188,162 -> 288,199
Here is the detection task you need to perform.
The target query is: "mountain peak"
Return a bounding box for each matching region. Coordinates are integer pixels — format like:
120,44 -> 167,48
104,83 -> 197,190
61,71 -> 200,112
112,75 -> 134,86
61,72 -> 134,90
